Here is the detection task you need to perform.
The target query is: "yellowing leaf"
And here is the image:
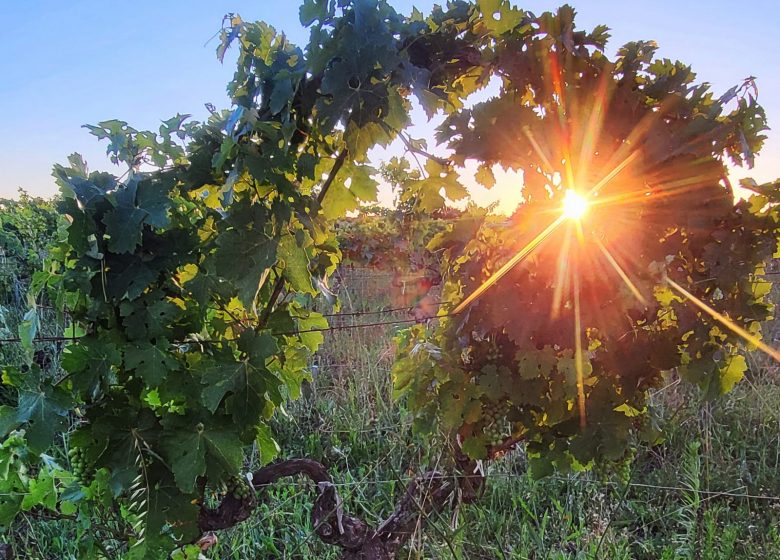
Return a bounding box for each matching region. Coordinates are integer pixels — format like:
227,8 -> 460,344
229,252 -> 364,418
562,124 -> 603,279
614,403 -> 644,417
719,354 -> 747,394
176,263 -> 199,285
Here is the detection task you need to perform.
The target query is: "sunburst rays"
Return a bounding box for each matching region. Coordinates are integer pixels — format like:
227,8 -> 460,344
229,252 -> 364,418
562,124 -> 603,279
665,277 -> 780,363
451,214 -> 565,315
594,237 -> 648,306
573,259 -> 587,430
448,51 -> 779,433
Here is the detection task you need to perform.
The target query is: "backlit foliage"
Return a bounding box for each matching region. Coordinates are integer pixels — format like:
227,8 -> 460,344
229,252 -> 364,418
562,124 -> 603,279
393,3 -> 779,478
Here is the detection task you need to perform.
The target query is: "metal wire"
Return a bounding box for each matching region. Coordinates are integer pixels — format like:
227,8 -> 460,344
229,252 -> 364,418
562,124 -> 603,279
0,312 -> 453,346
1,472 -> 778,501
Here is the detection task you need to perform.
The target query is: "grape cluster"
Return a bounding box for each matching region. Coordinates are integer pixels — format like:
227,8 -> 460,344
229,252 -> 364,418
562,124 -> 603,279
612,450 -> 634,485
226,474 -> 253,502
593,449 -> 635,485
68,446 -> 92,486
482,400 -> 510,446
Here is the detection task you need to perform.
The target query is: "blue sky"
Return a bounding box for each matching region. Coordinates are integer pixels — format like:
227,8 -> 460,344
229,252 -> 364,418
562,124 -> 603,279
1,0 -> 778,203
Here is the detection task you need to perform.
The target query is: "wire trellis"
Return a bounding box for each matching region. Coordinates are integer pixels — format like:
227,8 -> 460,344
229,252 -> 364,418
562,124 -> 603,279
1,472 -> 779,501
0,312 -> 453,346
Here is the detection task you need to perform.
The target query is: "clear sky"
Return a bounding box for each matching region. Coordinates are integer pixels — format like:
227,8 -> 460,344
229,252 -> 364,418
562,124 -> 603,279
2,0 -> 778,206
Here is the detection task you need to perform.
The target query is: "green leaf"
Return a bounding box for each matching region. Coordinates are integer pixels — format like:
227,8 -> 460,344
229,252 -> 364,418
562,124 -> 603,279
461,435 -> 489,459
144,481 -> 200,545
125,340 -> 177,386
475,164 -> 496,189
299,0 -> 329,26
120,297 -> 181,340
347,164 -> 379,201
16,387 -> 72,454
320,181 -> 359,219
0,493 -> 23,527
255,424 -> 280,465
278,234 -> 315,294
477,365 -> 505,400
21,470 -> 57,511
270,79 -> 294,114
478,0 -> 526,35
288,308 -> 328,352
200,346 -> 276,420
136,179 -> 172,228
517,347 -> 556,380
103,206 -> 147,254
614,403 -> 643,417
61,338 -> 122,399
18,308 -> 38,354
105,257 -> 158,300
163,424 -> 244,492
0,406 -> 20,437
344,122 -> 389,161
215,231 -> 278,309
320,163 -> 378,219
528,455 -> 555,479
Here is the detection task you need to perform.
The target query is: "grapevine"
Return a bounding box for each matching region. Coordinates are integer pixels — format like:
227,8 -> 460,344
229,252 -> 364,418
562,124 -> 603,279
0,2 -> 776,559
394,3 -> 778,484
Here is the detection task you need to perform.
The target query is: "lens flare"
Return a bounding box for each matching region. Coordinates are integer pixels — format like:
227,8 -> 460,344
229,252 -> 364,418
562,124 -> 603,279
452,215 -> 565,315
666,277 -> 780,363
562,190 -> 589,220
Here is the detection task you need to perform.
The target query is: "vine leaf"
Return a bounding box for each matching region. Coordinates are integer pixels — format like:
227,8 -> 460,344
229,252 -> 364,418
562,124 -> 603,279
461,435 -> 489,459
215,231 -> 278,309
719,354 -> 747,394
200,332 -> 279,420
125,340 -> 177,386
136,178 -> 173,228
21,470 -> 57,511
103,206 -> 147,254
143,482 -> 200,547
1,366 -> 73,454
162,425 -> 243,493
0,406 -> 17,437
255,424 -> 280,465
120,297 -> 181,340
278,234 -> 315,294
105,257 -> 158,300
18,308 -> 38,354
477,0 -> 526,35
319,163 -> 378,219
474,163 -> 496,189
61,338 -> 122,399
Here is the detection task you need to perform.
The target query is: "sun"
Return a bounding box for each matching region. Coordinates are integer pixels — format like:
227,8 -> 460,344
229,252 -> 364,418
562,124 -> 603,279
562,189 -> 589,220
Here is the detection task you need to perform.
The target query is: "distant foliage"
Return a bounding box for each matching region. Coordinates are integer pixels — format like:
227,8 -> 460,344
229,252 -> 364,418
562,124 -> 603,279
0,192 -> 59,298
336,207 -> 449,270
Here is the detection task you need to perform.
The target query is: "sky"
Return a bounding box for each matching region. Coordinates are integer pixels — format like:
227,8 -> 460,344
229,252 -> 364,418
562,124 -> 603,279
1,0 -> 779,209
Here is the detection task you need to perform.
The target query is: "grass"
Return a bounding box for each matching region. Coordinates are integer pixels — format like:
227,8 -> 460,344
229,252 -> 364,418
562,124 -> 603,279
212,268 -> 780,559
3,266 -> 780,558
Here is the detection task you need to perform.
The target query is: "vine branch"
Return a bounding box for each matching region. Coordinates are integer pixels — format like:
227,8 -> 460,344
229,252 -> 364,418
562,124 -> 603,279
398,132 -> 451,167
197,456 -> 482,559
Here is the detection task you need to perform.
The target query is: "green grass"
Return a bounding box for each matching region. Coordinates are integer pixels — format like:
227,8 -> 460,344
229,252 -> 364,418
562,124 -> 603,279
209,268 -> 780,559
4,267 -> 780,559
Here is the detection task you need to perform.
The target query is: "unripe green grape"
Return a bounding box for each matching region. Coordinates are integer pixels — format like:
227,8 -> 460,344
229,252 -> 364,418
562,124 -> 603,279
69,447 -> 94,486
226,474 -> 253,502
